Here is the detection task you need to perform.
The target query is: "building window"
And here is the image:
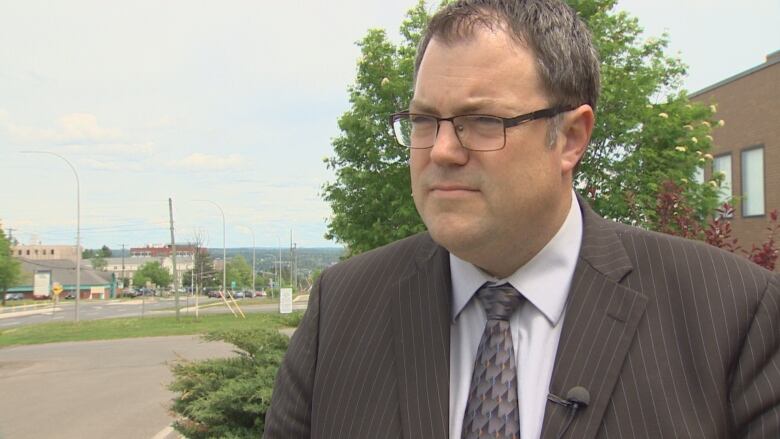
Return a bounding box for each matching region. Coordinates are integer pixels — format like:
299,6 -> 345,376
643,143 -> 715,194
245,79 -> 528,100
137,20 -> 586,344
693,166 -> 704,184
741,146 -> 765,217
51,249 -> 55,255
26,250 -> 30,255
712,154 -> 732,206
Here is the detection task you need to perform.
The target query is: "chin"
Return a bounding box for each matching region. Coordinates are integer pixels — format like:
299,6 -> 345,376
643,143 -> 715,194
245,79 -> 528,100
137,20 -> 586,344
424,216 -> 484,256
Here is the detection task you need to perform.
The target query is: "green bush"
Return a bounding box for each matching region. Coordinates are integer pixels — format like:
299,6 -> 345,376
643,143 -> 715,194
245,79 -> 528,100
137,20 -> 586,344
168,328 -> 290,438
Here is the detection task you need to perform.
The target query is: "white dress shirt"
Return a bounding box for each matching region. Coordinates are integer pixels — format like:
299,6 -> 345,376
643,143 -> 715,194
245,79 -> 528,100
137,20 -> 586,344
449,191 -> 583,439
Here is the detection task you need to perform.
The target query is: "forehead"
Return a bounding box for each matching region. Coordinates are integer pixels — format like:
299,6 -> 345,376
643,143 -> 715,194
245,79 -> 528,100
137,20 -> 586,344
412,27 -> 546,113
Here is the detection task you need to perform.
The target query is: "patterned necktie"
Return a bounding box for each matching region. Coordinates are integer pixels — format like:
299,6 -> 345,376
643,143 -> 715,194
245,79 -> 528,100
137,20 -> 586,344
462,283 -> 524,439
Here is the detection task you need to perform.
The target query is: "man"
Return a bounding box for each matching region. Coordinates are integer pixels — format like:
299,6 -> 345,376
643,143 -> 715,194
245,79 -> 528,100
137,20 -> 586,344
265,1 -> 780,438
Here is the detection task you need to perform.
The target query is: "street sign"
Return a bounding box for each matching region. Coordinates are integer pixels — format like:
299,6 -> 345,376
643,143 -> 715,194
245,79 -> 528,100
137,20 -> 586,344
231,280 -> 237,289
34,271 -> 52,297
52,282 -> 63,296
280,288 -> 293,314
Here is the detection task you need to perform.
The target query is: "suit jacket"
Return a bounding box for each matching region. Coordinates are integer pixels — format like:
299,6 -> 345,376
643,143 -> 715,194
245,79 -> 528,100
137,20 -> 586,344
264,200 -> 780,438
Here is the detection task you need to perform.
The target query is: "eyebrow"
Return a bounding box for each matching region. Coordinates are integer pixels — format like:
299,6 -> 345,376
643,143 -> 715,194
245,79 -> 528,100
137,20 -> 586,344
408,98 -> 508,115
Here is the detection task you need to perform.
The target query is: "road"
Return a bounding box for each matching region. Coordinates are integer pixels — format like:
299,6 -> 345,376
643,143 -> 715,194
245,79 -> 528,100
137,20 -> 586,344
0,297 -> 306,329
0,335 -> 237,439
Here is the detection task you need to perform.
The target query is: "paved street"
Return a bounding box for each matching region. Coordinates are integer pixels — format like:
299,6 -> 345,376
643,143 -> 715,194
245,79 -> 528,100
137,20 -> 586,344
0,298 -> 306,329
0,336 -> 237,439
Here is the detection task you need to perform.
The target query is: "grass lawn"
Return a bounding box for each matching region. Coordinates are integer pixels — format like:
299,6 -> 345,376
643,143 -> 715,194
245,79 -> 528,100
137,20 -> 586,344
0,311 -> 303,348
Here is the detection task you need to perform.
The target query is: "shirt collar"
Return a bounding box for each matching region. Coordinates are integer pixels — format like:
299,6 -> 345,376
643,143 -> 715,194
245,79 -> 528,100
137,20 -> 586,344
450,190 -> 583,325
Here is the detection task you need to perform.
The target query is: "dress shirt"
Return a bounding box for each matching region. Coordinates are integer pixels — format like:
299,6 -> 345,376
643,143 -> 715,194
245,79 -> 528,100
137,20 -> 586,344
449,190 -> 583,439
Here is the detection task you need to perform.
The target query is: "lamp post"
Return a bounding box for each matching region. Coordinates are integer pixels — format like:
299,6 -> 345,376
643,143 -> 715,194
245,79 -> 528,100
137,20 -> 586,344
193,199 -> 229,313
237,225 -> 256,294
21,150 -> 81,322
261,253 -> 280,297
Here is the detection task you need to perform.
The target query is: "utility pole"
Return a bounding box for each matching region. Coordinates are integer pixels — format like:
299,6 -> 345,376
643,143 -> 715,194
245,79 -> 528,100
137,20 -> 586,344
169,198 -> 179,320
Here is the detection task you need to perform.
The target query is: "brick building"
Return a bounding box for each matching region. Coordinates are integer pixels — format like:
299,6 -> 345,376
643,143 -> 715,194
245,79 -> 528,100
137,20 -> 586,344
129,244 -> 204,258
691,50 -> 779,265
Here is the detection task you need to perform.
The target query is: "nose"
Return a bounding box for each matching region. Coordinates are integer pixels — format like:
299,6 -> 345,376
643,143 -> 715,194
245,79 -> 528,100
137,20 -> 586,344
429,120 -> 469,166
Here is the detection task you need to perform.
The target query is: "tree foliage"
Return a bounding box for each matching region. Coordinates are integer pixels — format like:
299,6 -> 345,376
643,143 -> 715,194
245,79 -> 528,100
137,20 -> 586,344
168,327 -> 292,438
183,250 -> 218,289
91,254 -> 107,271
0,228 -> 21,305
322,0 -> 429,255
322,0 -> 722,254
573,0 -> 721,227
226,256 -> 253,289
133,261 -> 172,288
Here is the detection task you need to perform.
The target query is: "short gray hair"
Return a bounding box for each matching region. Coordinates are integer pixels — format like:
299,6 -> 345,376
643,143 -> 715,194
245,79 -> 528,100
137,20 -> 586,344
414,0 -> 600,115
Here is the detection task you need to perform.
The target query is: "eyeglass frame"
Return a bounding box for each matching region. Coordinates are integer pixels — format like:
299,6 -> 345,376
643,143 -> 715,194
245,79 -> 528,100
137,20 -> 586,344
389,105 -> 577,151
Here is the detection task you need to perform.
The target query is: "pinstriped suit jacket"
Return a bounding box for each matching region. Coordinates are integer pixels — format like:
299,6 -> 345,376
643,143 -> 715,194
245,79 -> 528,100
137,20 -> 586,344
264,200 -> 780,438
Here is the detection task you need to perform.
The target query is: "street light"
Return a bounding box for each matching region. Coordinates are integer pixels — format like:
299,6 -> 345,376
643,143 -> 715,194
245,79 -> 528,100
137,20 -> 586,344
193,199 -> 231,316
21,150 -> 82,322
192,200 -> 244,318
261,253 -> 281,297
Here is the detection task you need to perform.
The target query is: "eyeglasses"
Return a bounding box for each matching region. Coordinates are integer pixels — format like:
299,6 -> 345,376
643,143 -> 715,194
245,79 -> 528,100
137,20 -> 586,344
389,106 -> 575,152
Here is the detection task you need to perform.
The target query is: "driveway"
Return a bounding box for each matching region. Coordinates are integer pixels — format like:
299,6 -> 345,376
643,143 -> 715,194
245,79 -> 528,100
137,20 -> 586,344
0,336 -> 237,439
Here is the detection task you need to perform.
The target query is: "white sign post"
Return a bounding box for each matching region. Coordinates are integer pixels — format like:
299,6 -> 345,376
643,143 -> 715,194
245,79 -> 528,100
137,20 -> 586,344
33,271 -> 52,298
280,288 -> 293,314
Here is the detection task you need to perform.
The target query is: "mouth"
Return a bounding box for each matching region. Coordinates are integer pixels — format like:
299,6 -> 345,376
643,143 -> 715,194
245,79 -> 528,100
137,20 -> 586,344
428,184 -> 479,196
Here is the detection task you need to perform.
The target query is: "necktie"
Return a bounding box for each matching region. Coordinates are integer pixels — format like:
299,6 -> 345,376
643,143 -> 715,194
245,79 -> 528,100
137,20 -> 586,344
462,283 -> 524,439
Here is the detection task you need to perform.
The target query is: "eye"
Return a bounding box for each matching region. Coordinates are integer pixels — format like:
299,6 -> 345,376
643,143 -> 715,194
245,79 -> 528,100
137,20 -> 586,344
473,116 -> 502,126
410,115 -> 434,125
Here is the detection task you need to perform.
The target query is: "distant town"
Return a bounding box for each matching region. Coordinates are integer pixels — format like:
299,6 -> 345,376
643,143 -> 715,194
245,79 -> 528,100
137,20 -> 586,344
4,240 -> 344,301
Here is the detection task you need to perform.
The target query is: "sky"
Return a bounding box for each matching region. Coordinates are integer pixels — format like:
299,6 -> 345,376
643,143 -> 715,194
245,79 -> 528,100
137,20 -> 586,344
1,0 -> 778,249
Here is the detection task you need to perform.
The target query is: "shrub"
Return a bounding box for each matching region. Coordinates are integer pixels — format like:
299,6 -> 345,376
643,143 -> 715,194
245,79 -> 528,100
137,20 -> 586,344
168,327 -> 290,438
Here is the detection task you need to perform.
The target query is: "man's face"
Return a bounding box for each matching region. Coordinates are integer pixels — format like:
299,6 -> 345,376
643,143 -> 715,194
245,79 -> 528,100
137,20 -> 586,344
410,27 -> 576,277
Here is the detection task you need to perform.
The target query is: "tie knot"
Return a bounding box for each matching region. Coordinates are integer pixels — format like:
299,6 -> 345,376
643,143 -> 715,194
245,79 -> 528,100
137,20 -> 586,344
476,284 -> 524,321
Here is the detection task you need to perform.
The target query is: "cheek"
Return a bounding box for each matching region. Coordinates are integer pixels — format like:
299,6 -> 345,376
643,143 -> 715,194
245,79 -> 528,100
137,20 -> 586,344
409,151 -> 429,186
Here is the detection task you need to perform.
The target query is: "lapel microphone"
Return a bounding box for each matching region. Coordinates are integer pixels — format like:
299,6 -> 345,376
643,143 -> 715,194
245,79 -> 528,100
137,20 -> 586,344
547,386 -> 590,439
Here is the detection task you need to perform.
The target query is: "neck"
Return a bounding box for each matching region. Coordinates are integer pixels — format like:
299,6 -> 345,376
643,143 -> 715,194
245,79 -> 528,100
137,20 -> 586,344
468,189 -> 573,278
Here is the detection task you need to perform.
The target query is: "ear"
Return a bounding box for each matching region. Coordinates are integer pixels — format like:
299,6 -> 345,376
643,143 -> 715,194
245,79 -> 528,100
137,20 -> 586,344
559,104 -> 594,174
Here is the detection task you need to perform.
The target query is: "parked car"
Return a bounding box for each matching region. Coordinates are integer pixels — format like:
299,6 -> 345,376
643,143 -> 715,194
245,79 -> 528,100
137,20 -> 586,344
256,290 -> 267,297
4,293 -> 24,301
233,291 -> 245,299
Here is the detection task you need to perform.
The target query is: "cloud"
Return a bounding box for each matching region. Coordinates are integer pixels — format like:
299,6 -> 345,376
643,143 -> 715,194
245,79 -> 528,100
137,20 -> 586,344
0,111 -> 121,145
171,153 -> 250,171
80,158 -> 145,172
62,142 -> 156,157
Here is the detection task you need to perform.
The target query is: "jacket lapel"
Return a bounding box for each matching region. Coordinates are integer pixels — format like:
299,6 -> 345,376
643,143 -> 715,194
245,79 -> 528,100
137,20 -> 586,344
393,233 -> 451,439
542,198 -> 648,439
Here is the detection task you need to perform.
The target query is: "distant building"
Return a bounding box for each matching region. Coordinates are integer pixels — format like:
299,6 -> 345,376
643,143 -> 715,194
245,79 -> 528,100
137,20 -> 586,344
7,258 -> 114,300
10,244 -> 81,262
691,50 -> 779,268
101,255 -> 194,288
129,244 -> 204,258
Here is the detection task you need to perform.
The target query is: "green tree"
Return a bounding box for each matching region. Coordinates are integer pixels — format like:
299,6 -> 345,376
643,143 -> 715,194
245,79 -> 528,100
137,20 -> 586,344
572,0 -> 721,228
322,0 -> 429,256
169,326 -> 296,438
99,245 -> 112,258
226,255 -> 253,289
91,254 -> 107,271
0,228 -> 21,306
133,261 -> 172,289
322,0 -> 721,254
